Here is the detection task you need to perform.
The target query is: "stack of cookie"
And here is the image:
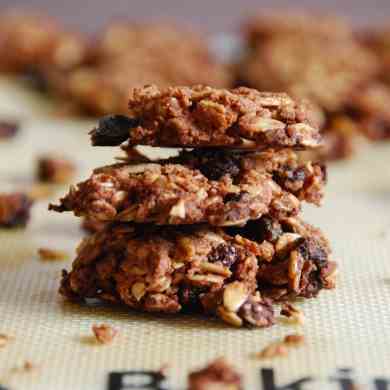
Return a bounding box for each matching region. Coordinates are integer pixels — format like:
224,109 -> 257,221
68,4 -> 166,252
50,85 -> 337,328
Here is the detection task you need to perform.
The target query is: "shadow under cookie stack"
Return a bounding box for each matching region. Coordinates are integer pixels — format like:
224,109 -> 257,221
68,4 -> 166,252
50,85 -> 337,328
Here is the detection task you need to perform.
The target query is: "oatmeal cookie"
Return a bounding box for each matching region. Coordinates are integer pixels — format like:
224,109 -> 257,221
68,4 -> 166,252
345,83 -> 390,140
239,35 -> 379,114
46,24 -> 232,115
0,11 -> 89,74
243,10 -> 353,49
0,192 -> 33,228
59,215 -> 335,327
88,85 -> 321,149
49,149 -> 326,226
359,27 -> 390,85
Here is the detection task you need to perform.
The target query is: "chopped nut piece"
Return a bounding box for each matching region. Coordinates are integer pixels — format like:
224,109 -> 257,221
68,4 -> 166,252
37,155 -> 76,184
92,324 -> 118,344
0,334 -> 13,348
238,295 -> 275,327
0,193 -> 33,228
280,303 -> 305,325
223,282 -> 249,313
284,333 -> 305,346
188,358 -> 242,390
38,247 -> 68,261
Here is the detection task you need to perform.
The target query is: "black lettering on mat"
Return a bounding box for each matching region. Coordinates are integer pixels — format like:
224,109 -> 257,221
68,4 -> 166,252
108,371 -> 167,390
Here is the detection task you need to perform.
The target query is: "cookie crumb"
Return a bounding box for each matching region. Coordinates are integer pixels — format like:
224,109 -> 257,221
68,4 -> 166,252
188,358 -> 242,390
11,360 -> 37,374
284,333 -> 305,346
280,303 -> 305,325
255,341 -> 289,359
37,155 -> 76,184
0,121 -> 19,139
38,247 -> 68,261
23,361 -> 34,371
0,192 -> 33,228
92,324 -> 118,344
0,334 -> 13,348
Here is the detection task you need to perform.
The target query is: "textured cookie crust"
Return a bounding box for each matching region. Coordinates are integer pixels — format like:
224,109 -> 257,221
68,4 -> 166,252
49,149 -> 326,226
239,35 -> 379,113
123,85 -> 321,149
59,216 -> 336,327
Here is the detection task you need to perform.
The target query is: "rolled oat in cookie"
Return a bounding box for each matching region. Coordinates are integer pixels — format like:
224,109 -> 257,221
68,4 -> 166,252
59,215 -> 335,328
88,85 -> 322,149
49,149 -> 326,226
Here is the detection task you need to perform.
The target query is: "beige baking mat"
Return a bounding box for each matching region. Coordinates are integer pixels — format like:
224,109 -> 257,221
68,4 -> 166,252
0,77 -> 390,390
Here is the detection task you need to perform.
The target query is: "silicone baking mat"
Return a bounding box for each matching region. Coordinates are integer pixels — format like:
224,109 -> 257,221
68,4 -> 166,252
0,77 -> 390,390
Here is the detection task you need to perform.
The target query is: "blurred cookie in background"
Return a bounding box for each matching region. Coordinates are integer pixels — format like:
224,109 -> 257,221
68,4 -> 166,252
237,10 -> 384,160
0,10 -> 90,76
45,23 -> 233,116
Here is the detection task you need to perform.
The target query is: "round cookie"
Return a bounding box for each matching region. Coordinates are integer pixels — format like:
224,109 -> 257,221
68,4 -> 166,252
45,24 -> 232,116
0,10 -> 89,74
60,215 -> 336,327
243,10 -> 353,49
90,86 -> 322,149
239,35 -> 379,113
49,149 -> 326,226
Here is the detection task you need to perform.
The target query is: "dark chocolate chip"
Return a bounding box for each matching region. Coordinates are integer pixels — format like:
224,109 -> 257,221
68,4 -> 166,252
177,149 -> 242,181
208,243 -> 238,268
90,115 -> 139,146
298,238 -> 328,267
238,296 -> 275,328
178,285 -> 206,312
229,217 -> 282,243
224,192 -> 243,203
